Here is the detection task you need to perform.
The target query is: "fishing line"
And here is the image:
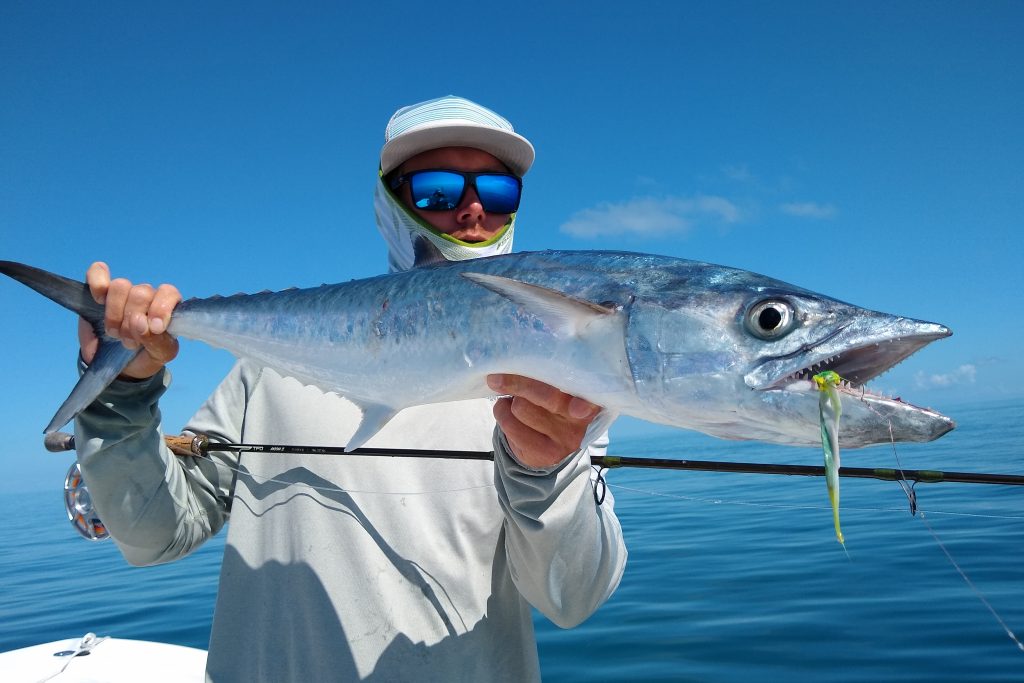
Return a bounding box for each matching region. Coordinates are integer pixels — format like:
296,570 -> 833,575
880,413 -> 919,515
876,413 -> 1024,654
919,507 -> 1024,652
190,437 -> 1024,516
608,482 -> 828,511
910,509 -> 1024,521
592,466 -> 608,505
197,451 -> 497,498
611,478 -> 1024,651
605,482 -> 1024,519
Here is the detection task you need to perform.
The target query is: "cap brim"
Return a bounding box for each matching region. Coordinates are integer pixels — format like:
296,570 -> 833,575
381,121 -> 535,177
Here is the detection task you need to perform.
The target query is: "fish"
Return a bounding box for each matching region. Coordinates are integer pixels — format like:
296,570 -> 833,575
0,250 -> 954,450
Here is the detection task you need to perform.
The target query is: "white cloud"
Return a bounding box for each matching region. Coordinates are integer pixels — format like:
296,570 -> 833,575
779,201 -> 838,220
915,364 -> 977,389
560,195 -> 741,239
722,163 -> 754,182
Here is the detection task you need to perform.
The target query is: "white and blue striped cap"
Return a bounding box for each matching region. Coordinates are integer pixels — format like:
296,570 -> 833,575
381,95 -> 535,177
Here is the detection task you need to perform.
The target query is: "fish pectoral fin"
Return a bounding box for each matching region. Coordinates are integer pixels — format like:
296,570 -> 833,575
345,402 -> 400,451
47,339 -> 142,433
461,272 -> 617,337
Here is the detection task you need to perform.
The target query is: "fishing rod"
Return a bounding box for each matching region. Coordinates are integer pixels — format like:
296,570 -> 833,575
44,430 -> 1024,542
161,433 -> 1024,521
46,431 -> 1024,487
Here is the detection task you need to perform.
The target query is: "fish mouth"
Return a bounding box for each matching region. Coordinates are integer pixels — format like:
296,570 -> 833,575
742,318 -> 957,446
774,336 -> 940,390
746,320 -> 952,394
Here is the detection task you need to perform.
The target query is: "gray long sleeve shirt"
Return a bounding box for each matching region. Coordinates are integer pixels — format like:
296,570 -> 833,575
76,359 -> 626,682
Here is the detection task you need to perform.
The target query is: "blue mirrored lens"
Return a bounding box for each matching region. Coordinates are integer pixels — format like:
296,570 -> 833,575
410,171 -> 465,210
404,170 -> 521,213
475,174 -> 521,214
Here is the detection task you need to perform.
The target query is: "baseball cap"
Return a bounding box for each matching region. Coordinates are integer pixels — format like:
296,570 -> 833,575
380,95 -> 535,177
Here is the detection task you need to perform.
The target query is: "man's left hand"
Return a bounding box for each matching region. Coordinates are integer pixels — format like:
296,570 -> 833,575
487,374 -> 602,470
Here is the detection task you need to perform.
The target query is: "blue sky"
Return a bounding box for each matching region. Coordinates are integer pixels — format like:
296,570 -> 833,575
1,2 -> 1021,493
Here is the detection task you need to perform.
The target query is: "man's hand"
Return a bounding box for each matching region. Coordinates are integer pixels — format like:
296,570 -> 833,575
487,374 -> 602,470
79,262 -> 182,380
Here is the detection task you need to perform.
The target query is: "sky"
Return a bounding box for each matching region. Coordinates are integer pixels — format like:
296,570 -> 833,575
1,2 -> 1021,493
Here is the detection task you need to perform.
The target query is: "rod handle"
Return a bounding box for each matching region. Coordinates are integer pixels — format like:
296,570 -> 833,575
44,431 -> 76,452
43,431 -> 200,456
164,434 -> 207,456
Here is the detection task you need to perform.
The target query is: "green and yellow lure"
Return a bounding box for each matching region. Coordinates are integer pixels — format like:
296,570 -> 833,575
814,370 -> 845,545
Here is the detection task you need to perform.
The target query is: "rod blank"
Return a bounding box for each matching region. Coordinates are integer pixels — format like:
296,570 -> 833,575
177,433 -> 1024,487
41,432 -> 1024,487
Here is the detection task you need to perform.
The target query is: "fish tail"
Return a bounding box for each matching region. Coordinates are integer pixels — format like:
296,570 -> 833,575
0,261 -> 105,322
0,261 -> 141,433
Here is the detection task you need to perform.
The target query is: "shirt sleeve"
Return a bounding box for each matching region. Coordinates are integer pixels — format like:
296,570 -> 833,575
491,427 -> 627,628
75,360 -> 250,566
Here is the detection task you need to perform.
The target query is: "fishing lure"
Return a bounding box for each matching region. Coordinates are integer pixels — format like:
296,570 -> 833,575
814,370 -> 845,545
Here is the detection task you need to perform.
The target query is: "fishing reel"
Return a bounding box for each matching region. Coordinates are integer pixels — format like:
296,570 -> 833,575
64,461 -> 109,541
46,432 -> 110,541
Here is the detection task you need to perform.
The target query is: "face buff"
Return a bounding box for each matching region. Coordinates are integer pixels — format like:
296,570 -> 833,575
374,175 -> 516,273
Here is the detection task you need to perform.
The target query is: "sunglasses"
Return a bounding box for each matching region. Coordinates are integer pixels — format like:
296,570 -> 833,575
389,169 -> 522,214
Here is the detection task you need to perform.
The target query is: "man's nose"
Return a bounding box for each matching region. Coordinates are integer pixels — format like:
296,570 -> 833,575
456,186 -> 486,224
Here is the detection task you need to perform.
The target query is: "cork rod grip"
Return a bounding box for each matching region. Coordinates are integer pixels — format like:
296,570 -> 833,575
164,434 -> 206,457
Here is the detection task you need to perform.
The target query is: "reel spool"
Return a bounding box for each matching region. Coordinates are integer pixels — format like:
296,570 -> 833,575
63,461 -> 109,541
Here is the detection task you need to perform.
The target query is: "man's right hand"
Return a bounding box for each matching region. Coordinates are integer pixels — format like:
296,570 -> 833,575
79,262 -> 182,380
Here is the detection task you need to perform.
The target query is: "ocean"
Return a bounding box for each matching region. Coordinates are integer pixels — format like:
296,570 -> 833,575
2,398 -> 1022,682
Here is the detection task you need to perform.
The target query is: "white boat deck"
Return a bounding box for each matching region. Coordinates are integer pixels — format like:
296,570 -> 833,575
1,634 -> 206,682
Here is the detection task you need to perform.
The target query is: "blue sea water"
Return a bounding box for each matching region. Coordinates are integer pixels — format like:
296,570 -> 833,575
1,398 -> 1022,681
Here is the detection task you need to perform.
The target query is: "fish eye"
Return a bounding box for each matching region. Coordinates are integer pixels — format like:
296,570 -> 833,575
745,299 -> 796,340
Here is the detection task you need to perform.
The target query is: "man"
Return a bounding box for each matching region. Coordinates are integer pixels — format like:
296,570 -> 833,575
76,95 -> 626,682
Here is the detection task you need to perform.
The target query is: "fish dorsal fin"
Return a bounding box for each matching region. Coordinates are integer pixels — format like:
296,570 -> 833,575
345,402 -> 400,451
461,272 -> 616,337
412,236 -> 449,268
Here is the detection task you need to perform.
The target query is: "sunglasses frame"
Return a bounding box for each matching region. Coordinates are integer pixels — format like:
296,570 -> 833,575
389,169 -> 522,214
